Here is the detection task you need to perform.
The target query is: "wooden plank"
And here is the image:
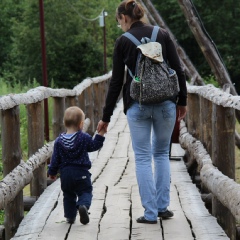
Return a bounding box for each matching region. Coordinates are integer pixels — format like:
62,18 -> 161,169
112,132 -> 130,158
98,186 -> 131,240
107,100 -> 124,132
67,187 -> 106,239
90,133 -> 119,182
12,179 -> 61,239
93,157 -> 129,187
12,100 -> 231,240
37,192 -> 69,240
93,132 -> 131,187
118,144 -> 137,187
170,161 -> 229,240
171,143 -> 185,157
162,185 -> 193,240
131,185 -> 163,240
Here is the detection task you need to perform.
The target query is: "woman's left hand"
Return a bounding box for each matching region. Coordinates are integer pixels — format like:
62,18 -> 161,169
97,120 -> 109,133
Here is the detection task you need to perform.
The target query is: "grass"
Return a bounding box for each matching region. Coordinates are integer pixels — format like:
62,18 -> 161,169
0,210 -> 3,224
235,122 -> 240,183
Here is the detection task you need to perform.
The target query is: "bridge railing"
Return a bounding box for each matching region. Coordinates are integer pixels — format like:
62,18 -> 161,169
181,83 -> 240,240
0,72 -> 111,240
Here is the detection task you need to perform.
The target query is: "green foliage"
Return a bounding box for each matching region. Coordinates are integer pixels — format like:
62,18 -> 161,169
1,0 -> 239,90
0,78 -> 40,164
203,75 -> 219,87
0,210 -> 4,225
0,0 -> 121,88
0,162 -> 2,181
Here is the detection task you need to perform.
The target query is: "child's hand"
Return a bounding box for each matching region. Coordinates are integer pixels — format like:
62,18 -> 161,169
97,120 -> 108,134
49,175 -> 57,180
97,125 -> 107,136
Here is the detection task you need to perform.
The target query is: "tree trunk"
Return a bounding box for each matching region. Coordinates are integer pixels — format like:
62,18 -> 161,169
177,0 -> 237,95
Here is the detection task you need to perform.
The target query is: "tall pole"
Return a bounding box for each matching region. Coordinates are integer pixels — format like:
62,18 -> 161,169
39,0 -> 49,141
103,10 -> 107,74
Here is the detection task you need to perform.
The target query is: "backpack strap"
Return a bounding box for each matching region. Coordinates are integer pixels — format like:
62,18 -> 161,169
151,26 -> 160,42
123,32 -> 141,46
122,26 -> 160,78
123,26 -> 160,45
122,32 -> 141,78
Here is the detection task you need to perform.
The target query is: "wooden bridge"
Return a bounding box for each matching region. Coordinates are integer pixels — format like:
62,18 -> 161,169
0,73 -> 240,240
9,101 -> 229,240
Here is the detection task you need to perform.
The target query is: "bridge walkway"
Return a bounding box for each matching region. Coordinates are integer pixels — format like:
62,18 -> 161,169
12,101 -> 229,240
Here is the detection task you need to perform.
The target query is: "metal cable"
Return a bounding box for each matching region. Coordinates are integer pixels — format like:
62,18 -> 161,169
66,0 -> 103,21
189,0 -> 230,76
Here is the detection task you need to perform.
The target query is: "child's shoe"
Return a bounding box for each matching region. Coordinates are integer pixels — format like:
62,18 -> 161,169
78,205 -> 89,225
66,218 -> 75,224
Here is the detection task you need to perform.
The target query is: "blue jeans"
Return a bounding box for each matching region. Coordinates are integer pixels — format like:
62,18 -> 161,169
127,100 -> 176,221
60,167 -> 92,219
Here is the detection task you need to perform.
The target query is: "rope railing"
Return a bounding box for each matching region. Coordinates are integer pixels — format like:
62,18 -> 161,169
0,71 -> 112,110
187,84 -> 240,110
184,83 -> 238,238
0,72 -> 111,239
179,120 -> 240,222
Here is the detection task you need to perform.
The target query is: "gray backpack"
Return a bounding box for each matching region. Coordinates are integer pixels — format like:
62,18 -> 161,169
123,26 -> 180,104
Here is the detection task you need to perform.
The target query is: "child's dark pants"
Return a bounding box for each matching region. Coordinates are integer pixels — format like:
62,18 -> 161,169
60,167 -> 92,219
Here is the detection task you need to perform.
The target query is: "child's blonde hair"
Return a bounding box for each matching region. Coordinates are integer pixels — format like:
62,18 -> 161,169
63,106 -> 85,129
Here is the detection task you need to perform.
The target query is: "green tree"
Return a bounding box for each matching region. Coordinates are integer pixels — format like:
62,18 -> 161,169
5,1 -> 104,88
0,0 -> 26,77
0,0 -> 126,88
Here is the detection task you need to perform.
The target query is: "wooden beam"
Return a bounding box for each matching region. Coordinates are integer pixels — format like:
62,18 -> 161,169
177,0 -> 237,94
27,102 -> 46,197
1,107 -> 23,240
52,97 -> 65,139
211,103 -> 236,239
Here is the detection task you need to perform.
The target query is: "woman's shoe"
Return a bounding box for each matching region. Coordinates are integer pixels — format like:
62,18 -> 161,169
136,216 -> 157,224
158,209 -> 174,219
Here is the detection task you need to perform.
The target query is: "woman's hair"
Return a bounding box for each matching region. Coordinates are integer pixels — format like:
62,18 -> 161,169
116,0 -> 144,21
63,106 -> 85,129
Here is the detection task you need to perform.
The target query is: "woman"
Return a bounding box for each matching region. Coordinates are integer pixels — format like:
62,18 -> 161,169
97,0 -> 187,224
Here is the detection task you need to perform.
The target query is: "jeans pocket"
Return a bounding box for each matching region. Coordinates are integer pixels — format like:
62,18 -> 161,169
127,102 -> 147,121
162,104 -> 176,120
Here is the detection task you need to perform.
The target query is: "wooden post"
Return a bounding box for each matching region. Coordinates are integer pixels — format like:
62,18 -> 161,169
65,96 -> 77,109
199,96 -> 213,194
52,97 -> 65,139
186,93 -> 200,139
85,85 -> 94,135
185,93 -> 200,173
1,107 -> 23,239
99,81 -> 106,111
78,91 -> 85,113
212,104 -> 236,239
199,96 -> 213,155
93,83 -> 101,131
0,225 -> 4,240
27,102 -> 46,197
